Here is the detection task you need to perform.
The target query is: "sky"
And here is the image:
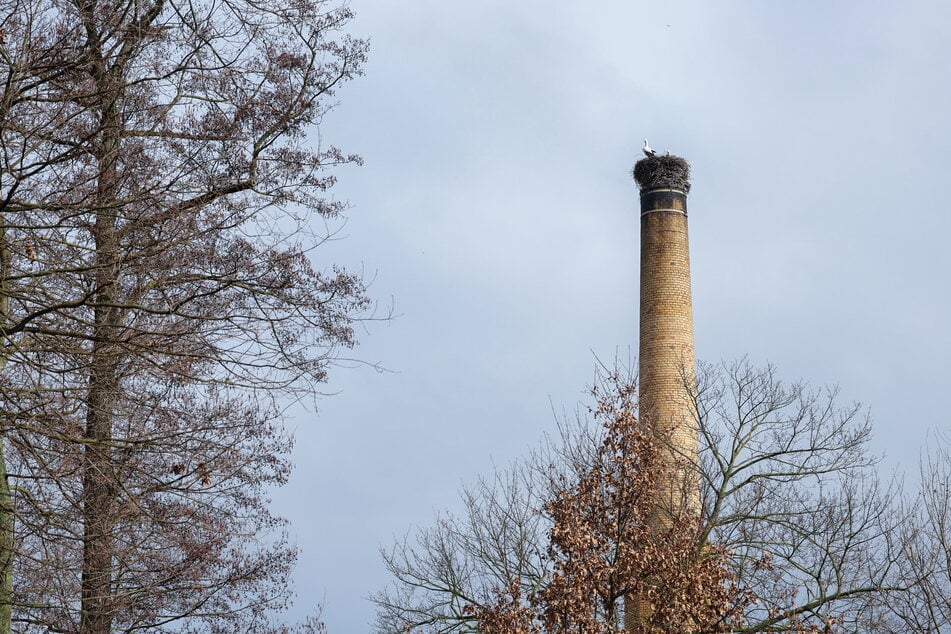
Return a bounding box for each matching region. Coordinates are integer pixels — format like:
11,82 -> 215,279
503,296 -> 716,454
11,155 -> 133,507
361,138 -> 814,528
269,2 -> 951,631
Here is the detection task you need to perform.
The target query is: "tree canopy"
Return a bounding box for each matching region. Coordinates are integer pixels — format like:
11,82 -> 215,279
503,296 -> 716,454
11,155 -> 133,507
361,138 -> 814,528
0,0 -> 369,630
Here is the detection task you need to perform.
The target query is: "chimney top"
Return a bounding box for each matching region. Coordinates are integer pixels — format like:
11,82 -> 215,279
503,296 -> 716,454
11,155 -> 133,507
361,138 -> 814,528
633,155 -> 691,193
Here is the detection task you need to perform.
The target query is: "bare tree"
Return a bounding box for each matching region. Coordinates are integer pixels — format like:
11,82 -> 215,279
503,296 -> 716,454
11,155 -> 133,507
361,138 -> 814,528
693,360 -> 901,633
880,433 -> 951,632
0,0 -> 369,631
373,360 -> 904,633
374,466 -> 551,633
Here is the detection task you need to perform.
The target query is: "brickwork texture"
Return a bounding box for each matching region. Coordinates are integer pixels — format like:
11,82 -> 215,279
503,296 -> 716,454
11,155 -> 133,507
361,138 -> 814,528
638,190 -> 699,521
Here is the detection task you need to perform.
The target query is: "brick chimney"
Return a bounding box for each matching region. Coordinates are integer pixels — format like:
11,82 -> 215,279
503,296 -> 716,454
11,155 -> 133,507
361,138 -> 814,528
626,153 -> 699,630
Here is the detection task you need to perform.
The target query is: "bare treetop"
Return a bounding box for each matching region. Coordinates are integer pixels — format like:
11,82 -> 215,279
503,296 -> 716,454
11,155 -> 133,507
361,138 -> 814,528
633,155 -> 691,193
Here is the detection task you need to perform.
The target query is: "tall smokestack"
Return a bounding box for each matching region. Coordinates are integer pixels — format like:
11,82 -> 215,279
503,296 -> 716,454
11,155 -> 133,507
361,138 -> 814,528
626,153 -> 699,630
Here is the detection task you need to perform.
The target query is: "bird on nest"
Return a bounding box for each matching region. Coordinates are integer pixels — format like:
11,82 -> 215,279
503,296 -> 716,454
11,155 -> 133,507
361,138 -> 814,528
642,139 -> 657,157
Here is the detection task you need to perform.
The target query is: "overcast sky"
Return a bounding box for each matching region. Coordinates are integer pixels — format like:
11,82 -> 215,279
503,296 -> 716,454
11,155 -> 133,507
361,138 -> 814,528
270,2 -> 951,630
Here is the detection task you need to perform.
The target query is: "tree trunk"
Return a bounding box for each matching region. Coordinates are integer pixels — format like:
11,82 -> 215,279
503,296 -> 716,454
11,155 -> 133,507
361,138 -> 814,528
80,362 -> 118,634
0,443 -> 12,634
0,214 -> 13,634
80,83 -> 121,634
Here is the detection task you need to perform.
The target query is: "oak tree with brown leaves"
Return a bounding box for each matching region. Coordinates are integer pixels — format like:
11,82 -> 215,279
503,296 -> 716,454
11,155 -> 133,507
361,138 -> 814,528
529,375 -> 742,633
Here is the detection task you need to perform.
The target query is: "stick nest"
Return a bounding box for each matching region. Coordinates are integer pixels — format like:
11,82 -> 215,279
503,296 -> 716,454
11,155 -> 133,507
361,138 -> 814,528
632,155 -> 691,193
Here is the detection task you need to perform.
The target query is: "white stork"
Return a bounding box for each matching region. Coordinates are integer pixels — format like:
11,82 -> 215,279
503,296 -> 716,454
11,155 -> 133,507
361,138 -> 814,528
642,139 -> 657,157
